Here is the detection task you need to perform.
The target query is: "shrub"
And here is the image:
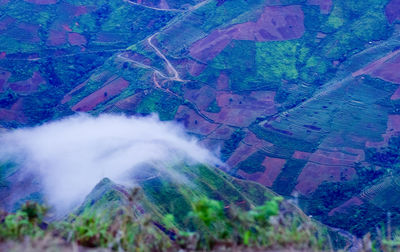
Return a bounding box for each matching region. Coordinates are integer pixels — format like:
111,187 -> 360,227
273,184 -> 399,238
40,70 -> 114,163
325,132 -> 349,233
0,192 -> 328,251
0,202 -> 47,241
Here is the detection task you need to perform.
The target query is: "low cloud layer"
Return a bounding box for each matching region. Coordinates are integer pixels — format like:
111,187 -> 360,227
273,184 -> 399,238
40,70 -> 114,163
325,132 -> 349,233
0,114 -> 219,213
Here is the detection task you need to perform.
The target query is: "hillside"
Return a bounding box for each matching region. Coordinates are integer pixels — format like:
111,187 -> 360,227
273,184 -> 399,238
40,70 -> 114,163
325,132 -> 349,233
1,0 -> 400,239
0,161 -> 348,250
0,0 -> 177,125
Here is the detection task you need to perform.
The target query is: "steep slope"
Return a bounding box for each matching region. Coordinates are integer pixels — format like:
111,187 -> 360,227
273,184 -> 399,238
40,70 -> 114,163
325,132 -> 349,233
74,163 -> 350,249
1,160 -> 350,248
77,164 -> 277,223
56,0 -> 400,235
0,163 -> 355,251
1,0 -> 400,236
0,0 -> 177,126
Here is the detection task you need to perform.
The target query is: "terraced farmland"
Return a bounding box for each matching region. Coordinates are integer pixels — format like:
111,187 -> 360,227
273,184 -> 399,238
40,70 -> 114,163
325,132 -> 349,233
1,0 -> 400,236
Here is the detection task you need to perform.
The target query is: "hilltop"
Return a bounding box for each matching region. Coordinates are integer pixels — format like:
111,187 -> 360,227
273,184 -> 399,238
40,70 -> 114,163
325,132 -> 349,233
0,161 -> 349,251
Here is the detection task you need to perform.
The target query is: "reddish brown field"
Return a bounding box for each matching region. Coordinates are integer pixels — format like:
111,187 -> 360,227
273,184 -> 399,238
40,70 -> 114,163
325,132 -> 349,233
386,0 -> 400,24
186,60 -> 207,77
353,49 -> 400,84
292,150 -> 312,160
189,30 -> 231,62
132,0 -> 173,9
159,0 -> 169,9
243,131 -> 274,149
114,92 -> 143,112
328,196 -> 363,217
308,148 -> 364,167
47,29 -> 67,46
24,0 -> 57,4
183,86 -> 216,111
61,80 -> 89,104
227,132 -> 273,167
72,78 -> 129,112
216,72 -> 229,90
306,0 -> 332,14
386,114 -> 400,134
8,72 -> 45,93
190,5 -> 304,62
204,91 -> 276,127
391,86 -> 400,100
0,17 -> 15,31
0,71 -> 11,91
175,106 -> 219,135
366,114 -> 400,148
226,143 -> 258,168
238,157 -> 286,187
207,125 -> 235,140
0,99 -> 26,123
231,5 -> 304,41
68,4 -> 89,16
17,23 -> 41,43
295,162 -> 356,195
68,32 -> 87,46
295,148 -> 363,195
370,53 -> 400,84
0,109 -> 25,122
62,25 -> 72,33
1,71 -> 45,94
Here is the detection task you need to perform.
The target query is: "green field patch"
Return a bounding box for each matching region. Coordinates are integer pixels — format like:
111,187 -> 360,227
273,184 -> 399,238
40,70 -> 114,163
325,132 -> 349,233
256,40 -> 299,82
52,51 -> 114,90
320,0 -> 391,60
0,36 -> 38,54
250,124 -> 317,153
220,129 -> 246,161
3,1 -> 55,26
136,89 -> 182,121
272,159 -> 307,196
236,151 -> 267,174
193,0 -> 265,33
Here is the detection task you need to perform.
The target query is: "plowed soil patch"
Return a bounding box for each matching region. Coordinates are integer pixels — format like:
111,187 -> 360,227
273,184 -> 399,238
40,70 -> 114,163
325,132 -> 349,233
72,78 -> 129,112
8,72 -> 45,93
204,91 -> 276,127
24,0 -> 57,4
386,0 -> 400,24
175,106 -> 218,135
190,5 -> 304,62
238,157 -> 286,187
307,0 -> 332,14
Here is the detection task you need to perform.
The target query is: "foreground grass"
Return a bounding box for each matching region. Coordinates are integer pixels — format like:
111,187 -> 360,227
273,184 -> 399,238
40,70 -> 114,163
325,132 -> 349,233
0,190 -> 329,251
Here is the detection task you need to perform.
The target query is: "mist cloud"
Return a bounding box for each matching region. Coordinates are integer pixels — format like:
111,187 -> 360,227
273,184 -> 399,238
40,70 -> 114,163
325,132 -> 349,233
0,114 -> 220,213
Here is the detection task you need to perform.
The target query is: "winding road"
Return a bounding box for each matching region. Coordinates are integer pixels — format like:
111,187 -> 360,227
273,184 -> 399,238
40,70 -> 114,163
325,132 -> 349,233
147,33 -> 186,82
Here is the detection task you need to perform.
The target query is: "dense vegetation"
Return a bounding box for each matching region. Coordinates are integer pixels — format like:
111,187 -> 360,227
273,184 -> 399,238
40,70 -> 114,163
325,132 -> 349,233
0,195 -> 328,251
302,136 -> 400,235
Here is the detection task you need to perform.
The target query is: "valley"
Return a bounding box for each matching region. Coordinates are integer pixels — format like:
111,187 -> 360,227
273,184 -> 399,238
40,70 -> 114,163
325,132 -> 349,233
1,0 -> 400,249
